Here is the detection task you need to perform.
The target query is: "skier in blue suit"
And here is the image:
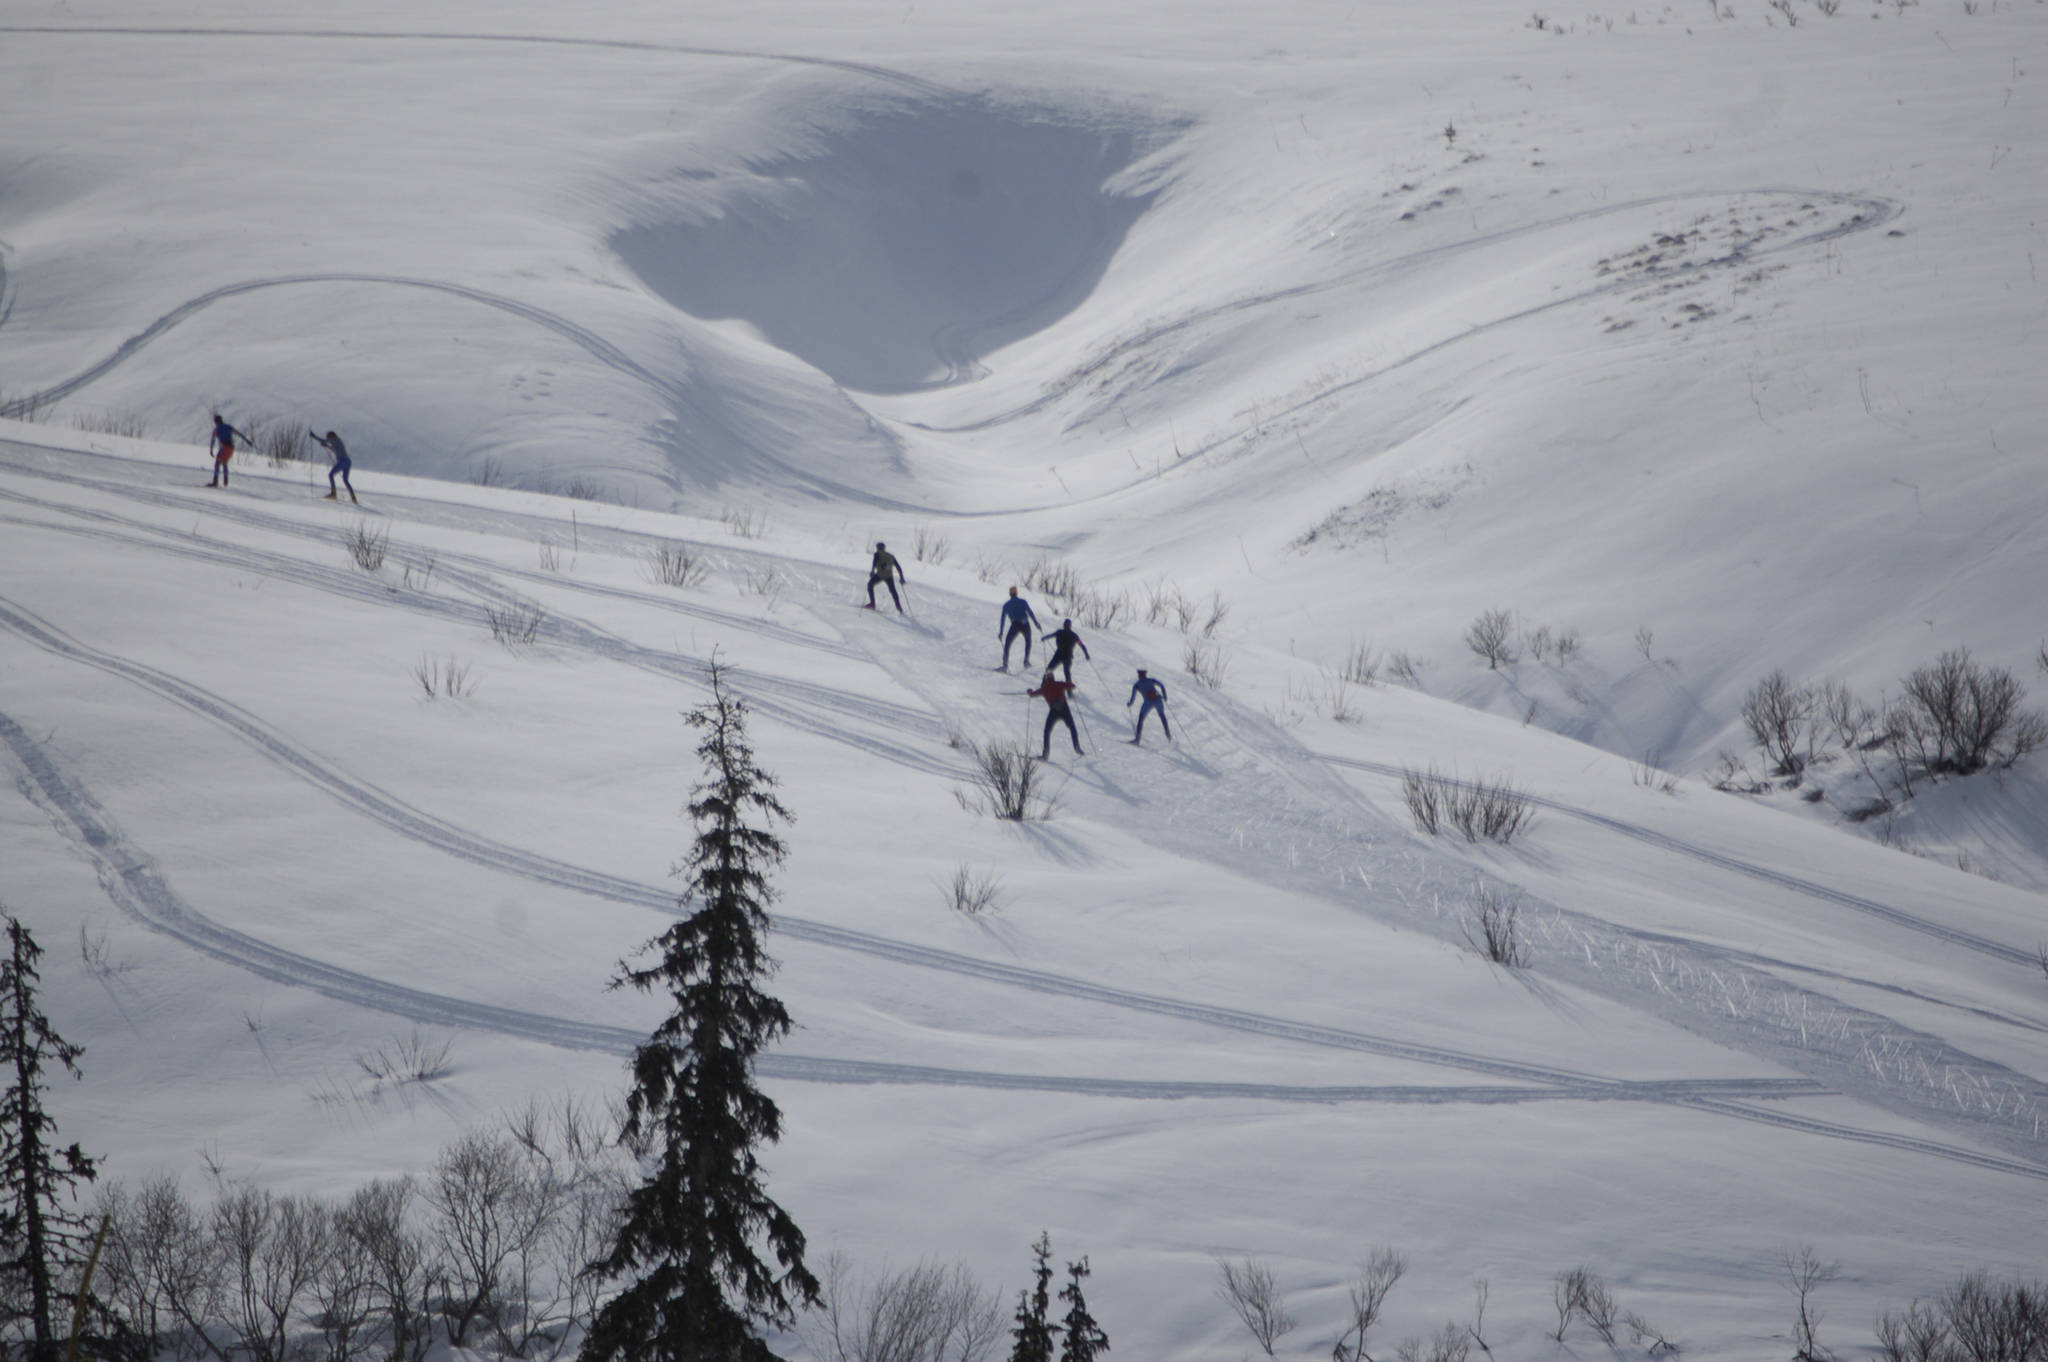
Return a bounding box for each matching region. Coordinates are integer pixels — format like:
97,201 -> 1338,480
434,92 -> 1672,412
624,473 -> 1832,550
998,586 -> 1041,671
1128,668 -> 1171,743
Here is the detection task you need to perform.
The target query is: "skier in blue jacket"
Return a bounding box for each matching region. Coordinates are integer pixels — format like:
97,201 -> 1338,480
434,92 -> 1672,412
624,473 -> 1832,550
312,429 -> 356,503
1128,668 -> 1171,743
207,412 -> 253,487
998,586 -> 1041,671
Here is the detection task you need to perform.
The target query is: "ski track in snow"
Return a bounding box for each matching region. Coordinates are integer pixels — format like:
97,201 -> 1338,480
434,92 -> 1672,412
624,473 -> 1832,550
910,188 -> 1902,438
0,586 -> 1821,1106
1316,754 -> 2045,972
5,444 -> 2047,1176
0,24 -> 952,96
0,187 -> 1899,519
817,554 -> 2048,1172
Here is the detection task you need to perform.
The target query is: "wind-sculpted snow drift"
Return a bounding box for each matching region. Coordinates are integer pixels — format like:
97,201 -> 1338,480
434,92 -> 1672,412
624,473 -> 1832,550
614,92 -> 1170,394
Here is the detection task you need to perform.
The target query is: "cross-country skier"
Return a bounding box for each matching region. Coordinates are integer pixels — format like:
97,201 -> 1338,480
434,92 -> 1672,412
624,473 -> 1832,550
998,586 -> 1041,671
1041,618 -> 1090,684
1029,670 -> 1083,759
1128,668 -> 1171,743
207,412 -> 252,487
864,541 -> 904,612
311,429 -> 356,503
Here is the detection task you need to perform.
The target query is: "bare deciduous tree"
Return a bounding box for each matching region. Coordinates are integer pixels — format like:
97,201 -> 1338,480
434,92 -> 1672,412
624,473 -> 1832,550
1743,670 -> 1814,777
1215,1258 -> 1295,1359
1784,1245 -> 1840,1362
1332,1248 -> 1405,1362
1464,611 -> 1517,669
806,1254 -> 1003,1362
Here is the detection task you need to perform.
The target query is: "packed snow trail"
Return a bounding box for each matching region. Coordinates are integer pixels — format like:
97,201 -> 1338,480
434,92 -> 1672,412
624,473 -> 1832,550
820,561 -> 2048,1171
5,442 -> 2046,1172
0,600 -> 1821,1104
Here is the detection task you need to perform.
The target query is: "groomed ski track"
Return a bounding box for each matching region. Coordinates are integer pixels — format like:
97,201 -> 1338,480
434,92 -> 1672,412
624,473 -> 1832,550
5,438 -> 2048,1182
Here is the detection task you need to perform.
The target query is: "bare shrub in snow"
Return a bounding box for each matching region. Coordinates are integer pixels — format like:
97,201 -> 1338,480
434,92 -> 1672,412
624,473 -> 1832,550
721,506 -> 767,539
1339,642 -> 1381,687
484,600 -> 545,647
1551,1266 -> 1620,1344
1553,628 -> 1583,663
1394,1321 -> 1470,1362
1402,767 -> 1445,836
1182,637 -> 1232,688
1889,648 -> 2044,775
1462,888 -> 1528,968
1073,587 -> 1129,632
1141,578 -> 1185,628
1784,1245 -> 1841,1362
536,540 -> 564,573
1331,1248 -> 1406,1362
959,741 -> 1055,822
344,522 -> 389,573
1199,589 -> 1231,638
352,1029 -> 453,1086
470,456 -> 506,488
1022,556 -> 1081,607
741,567 -> 785,610
646,544 -> 709,589
1464,610 -> 1517,669
939,864 -> 1004,916
1818,679 -> 1880,751
1321,674 -> 1362,725
1214,1257 -> 1295,1359
1742,669 -> 1814,777
1386,650 -> 1425,687
1404,768 -> 1535,843
1629,751 -> 1678,794
73,407 -> 152,438
805,1254 -> 1004,1362
409,655 -> 474,700
910,525 -> 952,565
259,420 -> 309,467
401,555 -> 436,593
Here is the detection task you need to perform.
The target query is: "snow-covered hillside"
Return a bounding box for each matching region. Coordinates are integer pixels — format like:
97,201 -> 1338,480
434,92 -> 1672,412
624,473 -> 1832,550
3,2 -> 2046,1357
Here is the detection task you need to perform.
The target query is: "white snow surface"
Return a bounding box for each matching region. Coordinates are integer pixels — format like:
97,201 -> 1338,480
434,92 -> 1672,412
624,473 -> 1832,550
3,1 -> 2047,1356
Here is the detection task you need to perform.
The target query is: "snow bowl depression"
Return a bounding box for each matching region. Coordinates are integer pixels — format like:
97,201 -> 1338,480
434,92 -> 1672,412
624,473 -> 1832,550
611,91 -> 1174,395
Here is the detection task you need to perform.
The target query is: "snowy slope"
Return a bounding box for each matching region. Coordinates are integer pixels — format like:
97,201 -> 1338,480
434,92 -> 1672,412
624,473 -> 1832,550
4,1 -> 2047,1357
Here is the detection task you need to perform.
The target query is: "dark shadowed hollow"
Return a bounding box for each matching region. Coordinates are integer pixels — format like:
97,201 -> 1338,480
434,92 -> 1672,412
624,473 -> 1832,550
613,97 -> 1166,394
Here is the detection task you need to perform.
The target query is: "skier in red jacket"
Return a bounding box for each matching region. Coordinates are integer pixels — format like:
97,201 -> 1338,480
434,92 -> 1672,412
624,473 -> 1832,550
1028,671 -> 1083,759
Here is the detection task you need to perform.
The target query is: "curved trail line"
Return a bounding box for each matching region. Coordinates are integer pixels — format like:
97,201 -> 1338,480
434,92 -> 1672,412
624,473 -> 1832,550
0,275 -> 927,513
0,24 -> 950,95
820,567 -> 2048,1173
1318,753 -> 2043,973
0,706 -> 1842,1115
918,187 -> 1902,437
0,594 -> 1807,1109
6,449 -> 2047,1176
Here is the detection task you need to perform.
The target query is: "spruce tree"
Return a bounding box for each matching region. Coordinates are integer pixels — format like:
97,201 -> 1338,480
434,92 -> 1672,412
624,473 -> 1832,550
579,665 -> 818,1362
1007,1232 -> 1056,1362
0,915 -> 100,1362
1057,1258 -> 1108,1362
